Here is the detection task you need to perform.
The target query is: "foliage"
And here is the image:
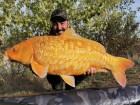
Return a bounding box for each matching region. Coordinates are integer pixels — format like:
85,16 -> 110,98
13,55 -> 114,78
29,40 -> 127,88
0,0 -> 138,42
102,11 -> 139,56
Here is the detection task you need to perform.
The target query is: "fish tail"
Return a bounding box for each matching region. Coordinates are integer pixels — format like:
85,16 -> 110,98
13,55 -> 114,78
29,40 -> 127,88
111,57 -> 134,88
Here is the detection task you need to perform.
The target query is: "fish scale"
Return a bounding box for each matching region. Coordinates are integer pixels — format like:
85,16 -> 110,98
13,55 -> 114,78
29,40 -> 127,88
31,36 -> 107,75
4,28 -> 134,88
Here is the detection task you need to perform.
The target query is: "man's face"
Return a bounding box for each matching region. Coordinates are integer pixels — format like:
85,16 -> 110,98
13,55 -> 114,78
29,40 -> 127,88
52,17 -> 70,35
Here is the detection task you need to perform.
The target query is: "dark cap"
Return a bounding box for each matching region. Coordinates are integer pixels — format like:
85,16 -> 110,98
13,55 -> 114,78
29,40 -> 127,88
50,9 -> 68,21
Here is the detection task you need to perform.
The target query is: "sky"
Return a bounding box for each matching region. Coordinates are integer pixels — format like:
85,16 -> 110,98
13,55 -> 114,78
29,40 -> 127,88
131,0 -> 140,22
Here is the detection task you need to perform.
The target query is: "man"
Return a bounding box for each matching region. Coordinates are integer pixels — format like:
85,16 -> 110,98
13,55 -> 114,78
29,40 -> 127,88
47,9 -> 96,90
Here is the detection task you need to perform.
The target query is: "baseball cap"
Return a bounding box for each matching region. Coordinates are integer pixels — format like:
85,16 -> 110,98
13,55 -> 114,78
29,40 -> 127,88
50,9 -> 68,21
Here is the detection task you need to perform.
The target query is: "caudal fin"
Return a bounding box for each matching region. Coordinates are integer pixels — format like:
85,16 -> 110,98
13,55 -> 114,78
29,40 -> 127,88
111,57 -> 134,88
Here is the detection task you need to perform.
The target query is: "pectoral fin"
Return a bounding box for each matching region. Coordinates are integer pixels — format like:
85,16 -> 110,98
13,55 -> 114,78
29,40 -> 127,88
60,75 -> 75,87
31,57 -> 48,78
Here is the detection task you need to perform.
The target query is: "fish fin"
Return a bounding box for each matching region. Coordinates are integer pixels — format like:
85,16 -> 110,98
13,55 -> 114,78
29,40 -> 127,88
61,28 -> 106,51
60,28 -> 81,37
60,75 -> 75,87
31,57 -> 48,78
92,41 -> 106,51
112,57 -> 134,88
112,71 -> 126,88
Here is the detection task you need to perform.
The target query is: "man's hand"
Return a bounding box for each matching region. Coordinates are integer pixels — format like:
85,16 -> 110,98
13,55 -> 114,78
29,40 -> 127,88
84,68 -> 108,76
84,67 -> 97,76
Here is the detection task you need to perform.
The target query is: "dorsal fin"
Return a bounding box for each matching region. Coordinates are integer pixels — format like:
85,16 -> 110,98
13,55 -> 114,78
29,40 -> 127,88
60,28 -> 81,37
61,28 -> 106,52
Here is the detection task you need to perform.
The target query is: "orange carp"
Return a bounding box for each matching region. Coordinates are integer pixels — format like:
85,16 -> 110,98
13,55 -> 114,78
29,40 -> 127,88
4,28 -> 134,88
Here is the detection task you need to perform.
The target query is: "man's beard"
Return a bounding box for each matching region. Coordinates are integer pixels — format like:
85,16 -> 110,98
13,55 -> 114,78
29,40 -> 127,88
55,29 -> 65,35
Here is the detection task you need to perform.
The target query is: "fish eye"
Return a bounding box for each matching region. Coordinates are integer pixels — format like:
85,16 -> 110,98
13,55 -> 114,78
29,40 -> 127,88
13,48 -> 16,52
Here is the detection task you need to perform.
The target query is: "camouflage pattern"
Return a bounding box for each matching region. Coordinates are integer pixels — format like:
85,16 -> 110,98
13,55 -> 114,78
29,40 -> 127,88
50,9 -> 68,21
0,84 -> 140,105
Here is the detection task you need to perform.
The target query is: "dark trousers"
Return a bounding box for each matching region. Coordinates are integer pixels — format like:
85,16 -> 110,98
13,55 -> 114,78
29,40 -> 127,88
47,75 -> 88,90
